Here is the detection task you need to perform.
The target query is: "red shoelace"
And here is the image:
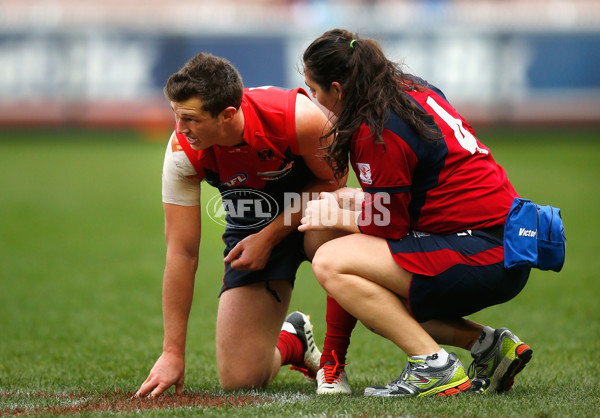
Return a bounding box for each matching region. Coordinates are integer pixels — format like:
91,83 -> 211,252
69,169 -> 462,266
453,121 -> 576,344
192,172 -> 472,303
321,350 -> 347,383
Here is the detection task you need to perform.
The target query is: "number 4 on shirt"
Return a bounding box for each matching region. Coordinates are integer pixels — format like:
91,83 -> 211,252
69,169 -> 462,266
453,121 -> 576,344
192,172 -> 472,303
426,96 -> 489,156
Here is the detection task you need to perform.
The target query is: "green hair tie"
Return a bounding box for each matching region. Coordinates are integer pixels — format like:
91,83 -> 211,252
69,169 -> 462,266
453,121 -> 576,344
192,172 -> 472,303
350,39 -> 356,49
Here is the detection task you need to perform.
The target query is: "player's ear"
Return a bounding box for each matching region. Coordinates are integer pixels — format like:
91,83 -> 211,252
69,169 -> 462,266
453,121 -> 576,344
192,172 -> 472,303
220,106 -> 237,123
331,82 -> 343,100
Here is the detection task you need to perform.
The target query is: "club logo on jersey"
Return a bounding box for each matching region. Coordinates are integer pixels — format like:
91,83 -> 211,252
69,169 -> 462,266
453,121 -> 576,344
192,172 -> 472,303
258,161 -> 294,181
206,189 -> 279,230
357,163 -> 372,184
221,173 -> 248,188
256,148 -> 276,161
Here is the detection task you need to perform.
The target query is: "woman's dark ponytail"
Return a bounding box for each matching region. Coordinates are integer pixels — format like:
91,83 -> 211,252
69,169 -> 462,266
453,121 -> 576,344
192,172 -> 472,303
303,29 -> 442,180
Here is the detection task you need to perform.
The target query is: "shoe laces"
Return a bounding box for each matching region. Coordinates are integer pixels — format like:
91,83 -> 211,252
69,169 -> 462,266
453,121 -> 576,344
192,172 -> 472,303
289,353 -> 317,379
467,360 -> 476,379
321,350 -> 347,384
467,351 -> 489,380
389,358 -> 426,388
290,365 -> 315,379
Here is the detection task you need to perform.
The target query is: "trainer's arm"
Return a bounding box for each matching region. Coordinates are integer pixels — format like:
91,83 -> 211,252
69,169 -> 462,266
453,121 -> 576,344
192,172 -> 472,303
225,93 -> 345,270
136,203 -> 201,397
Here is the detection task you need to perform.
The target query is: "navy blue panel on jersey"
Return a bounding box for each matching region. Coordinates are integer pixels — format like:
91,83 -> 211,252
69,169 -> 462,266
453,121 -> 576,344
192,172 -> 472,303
407,75 -> 449,103
216,154 -> 313,235
383,109 -> 447,225
363,185 -> 411,194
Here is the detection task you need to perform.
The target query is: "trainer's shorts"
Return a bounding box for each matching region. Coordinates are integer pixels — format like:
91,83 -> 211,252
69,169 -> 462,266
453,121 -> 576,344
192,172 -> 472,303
387,229 -> 530,323
220,229 -> 306,296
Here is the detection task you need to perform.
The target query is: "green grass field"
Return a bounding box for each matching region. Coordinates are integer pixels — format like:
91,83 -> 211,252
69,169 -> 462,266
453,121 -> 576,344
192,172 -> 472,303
1,127 -> 599,416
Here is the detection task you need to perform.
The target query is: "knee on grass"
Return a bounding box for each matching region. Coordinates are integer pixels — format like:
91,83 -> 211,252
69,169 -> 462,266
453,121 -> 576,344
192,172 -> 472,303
219,368 -> 272,391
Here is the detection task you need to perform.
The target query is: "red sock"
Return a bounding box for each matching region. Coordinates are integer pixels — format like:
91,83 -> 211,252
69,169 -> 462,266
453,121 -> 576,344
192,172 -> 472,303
277,330 -> 304,366
321,296 -> 357,367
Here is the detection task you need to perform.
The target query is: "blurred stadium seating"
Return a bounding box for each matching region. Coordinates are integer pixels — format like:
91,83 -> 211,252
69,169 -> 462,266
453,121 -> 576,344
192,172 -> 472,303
0,0 -> 599,128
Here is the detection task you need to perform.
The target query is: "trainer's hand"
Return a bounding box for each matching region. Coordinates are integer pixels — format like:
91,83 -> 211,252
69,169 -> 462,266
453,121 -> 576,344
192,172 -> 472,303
134,352 -> 185,398
337,188 -> 365,211
224,231 -> 273,271
298,192 -> 341,232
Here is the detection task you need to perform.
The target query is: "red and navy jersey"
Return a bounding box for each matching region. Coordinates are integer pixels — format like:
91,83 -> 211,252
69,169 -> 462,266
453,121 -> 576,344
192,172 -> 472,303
176,87 -> 314,232
352,80 -> 517,240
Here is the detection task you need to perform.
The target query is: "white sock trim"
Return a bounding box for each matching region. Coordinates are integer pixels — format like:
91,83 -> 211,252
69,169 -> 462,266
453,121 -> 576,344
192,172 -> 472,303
410,348 -> 449,367
426,348 -> 449,367
471,326 -> 496,356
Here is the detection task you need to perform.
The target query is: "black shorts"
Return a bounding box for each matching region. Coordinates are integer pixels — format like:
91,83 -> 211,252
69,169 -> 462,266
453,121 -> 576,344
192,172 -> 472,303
388,229 -> 530,322
220,229 -> 307,296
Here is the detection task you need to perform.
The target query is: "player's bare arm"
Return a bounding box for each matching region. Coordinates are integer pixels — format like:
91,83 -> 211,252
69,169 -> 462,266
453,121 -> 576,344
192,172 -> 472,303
135,203 -> 201,397
288,92 -> 348,218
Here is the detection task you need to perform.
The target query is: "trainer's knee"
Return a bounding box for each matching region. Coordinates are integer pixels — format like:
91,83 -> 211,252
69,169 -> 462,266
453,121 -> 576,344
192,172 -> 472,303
304,229 -> 349,261
312,243 -> 342,291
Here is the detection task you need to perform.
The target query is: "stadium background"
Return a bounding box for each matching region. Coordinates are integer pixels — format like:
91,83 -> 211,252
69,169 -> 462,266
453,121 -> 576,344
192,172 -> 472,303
1,0 -> 599,129
1,1 -> 599,416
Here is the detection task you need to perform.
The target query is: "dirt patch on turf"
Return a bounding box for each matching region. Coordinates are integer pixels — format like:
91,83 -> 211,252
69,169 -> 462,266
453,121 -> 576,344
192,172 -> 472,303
0,390 -> 271,415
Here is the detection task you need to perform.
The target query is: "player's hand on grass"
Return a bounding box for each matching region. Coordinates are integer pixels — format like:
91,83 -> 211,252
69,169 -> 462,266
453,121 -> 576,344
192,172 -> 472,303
224,231 -> 274,271
135,351 -> 185,398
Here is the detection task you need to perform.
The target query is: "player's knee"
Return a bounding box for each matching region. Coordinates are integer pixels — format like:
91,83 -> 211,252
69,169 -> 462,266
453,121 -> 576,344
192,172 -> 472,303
219,365 -> 271,390
217,349 -> 274,390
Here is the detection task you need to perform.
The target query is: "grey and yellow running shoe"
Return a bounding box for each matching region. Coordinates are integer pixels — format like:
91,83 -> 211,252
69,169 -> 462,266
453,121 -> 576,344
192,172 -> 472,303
468,328 -> 533,394
364,352 -> 471,397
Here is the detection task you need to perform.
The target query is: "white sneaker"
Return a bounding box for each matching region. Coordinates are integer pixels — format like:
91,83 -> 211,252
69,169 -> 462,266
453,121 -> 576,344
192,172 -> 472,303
316,351 -> 352,394
282,311 -> 321,382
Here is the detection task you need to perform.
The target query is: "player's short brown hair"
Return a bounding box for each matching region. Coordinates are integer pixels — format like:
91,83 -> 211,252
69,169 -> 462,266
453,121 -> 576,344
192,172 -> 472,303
164,53 -> 244,118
